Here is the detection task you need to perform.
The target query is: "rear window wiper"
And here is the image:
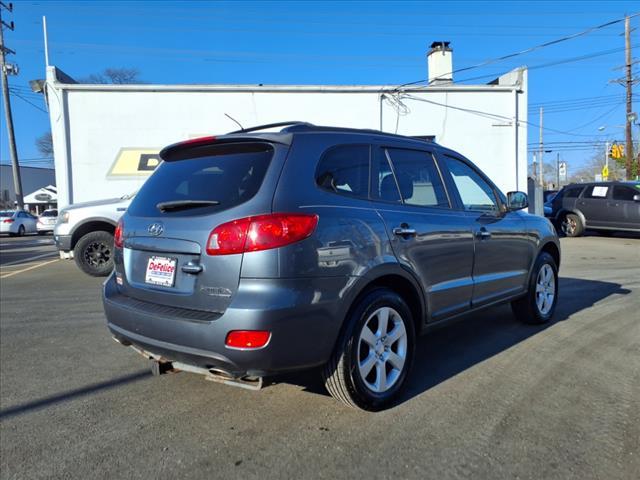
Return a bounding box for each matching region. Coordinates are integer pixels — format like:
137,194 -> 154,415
156,200 -> 220,212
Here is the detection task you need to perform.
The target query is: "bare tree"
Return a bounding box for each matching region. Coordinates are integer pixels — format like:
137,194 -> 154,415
79,68 -> 143,84
35,131 -> 54,157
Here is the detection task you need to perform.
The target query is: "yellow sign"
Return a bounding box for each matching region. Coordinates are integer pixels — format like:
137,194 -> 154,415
107,148 -> 161,177
602,165 -> 609,179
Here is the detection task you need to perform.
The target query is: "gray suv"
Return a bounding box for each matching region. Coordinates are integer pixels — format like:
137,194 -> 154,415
548,181 -> 640,237
103,123 -> 560,410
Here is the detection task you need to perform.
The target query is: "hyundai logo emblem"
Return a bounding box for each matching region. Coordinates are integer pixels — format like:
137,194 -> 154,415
148,222 -> 164,236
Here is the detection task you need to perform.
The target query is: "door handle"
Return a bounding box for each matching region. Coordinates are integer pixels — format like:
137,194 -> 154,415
475,228 -> 491,240
181,262 -> 203,274
392,226 -> 417,237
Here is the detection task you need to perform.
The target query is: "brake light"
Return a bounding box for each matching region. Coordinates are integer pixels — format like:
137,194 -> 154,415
114,219 -> 124,248
206,213 -> 318,256
2,218 -> 13,223
225,330 -> 271,349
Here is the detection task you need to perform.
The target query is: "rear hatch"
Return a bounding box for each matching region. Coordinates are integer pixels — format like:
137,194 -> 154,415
116,139 -> 287,314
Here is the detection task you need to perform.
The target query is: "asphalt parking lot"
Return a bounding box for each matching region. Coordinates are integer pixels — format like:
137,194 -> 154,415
1,233 -> 638,479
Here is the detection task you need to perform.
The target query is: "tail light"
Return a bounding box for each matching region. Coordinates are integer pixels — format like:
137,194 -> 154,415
225,330 -> 271,349
206,213 -> 318,256
2,219 -> 13,224
114,219 -> 124,248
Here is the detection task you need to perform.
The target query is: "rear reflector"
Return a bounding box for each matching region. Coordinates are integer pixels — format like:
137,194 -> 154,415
114,218 -> 124,248
206,213 -> 318,255
225,330 -> 271,349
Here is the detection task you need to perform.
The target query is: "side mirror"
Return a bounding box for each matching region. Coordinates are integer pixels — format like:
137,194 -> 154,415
633,194 -> 640,202
506,191 -> 528,210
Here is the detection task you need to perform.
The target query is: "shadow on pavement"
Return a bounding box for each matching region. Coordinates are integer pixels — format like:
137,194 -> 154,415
0,278 -> 629,417
0,370 -> 150,420
280,277 -> 630,406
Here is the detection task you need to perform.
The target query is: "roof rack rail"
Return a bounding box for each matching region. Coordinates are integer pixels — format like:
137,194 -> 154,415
228,121 -> 314,134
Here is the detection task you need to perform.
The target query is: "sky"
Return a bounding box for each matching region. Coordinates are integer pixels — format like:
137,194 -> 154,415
0,0 -> 638,178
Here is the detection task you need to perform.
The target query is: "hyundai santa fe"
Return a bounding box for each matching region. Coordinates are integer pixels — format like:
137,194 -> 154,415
103,122 -> 560,410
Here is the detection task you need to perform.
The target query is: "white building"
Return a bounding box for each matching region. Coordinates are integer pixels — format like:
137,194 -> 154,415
0,165 -> 56,210
45,43 -> 527,208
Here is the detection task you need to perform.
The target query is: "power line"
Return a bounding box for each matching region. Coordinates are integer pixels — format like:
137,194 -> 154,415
10,91 -> 48,113
395,12 -> 640,90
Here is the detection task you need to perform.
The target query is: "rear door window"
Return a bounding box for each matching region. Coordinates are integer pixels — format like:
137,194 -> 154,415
128,142 -> 273,217
583,185 -> 610,199
563,187 -> 583,198
385,148 -> 449,208
315,145 -> 370,198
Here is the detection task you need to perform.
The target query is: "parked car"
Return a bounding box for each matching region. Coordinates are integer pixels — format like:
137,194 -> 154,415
36,209 -> 58,235
0,210 -> 38,236
54,193 -> 135,276
543,190 -> 558,203
103,123 -> 560,411
548,181 -> 640,237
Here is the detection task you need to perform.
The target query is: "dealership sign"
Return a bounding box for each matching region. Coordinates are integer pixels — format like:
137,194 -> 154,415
107,148 -> 162,177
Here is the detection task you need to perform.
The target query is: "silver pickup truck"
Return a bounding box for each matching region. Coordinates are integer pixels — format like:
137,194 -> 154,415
54,193 -> 134,276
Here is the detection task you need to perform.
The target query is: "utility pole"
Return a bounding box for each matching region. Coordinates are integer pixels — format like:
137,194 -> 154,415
0,1 -> 23,210
556,152 -> 560,189
539,107 -> 544,187
624,16 -> 635,180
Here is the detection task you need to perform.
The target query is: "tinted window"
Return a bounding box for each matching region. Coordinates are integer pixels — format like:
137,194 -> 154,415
0,211 -> 12,217
316,145 -> 369,198
445,156 -> 498,213
612,185 -> 639,201
583,185 -> 609,199
564,187 -> 583,198
41,210 -> 58,217
128,142 -> 273,217
385,149 -> 449,208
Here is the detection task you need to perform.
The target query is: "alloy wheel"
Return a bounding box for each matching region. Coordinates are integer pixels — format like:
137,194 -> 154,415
535,264 -> 556,315
84,241 -> 112,267
357,306 -> 408,393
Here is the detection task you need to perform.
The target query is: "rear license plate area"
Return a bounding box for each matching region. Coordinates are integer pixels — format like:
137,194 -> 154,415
145,256 -> 177,287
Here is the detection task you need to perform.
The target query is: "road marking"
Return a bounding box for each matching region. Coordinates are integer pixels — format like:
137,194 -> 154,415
0,251 -> 59,267
0,259 -> 59,279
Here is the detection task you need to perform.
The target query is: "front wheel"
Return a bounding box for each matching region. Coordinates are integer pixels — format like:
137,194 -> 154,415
17,225 -> 25,236
512,252 -> 558,324
73,231 -> 114,277
322,288 -> 415,411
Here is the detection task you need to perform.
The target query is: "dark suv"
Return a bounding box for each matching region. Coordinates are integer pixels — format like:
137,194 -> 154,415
548,181 -> 640,237
103,123 -> 560,410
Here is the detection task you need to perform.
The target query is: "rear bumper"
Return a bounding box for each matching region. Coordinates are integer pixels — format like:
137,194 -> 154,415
102,273 -> 350,377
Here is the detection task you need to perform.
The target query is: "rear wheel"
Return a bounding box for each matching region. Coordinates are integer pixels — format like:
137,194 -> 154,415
17,225 -> 25,236
74,231 -> 114,277
512,252 -> 558,324
322,288 -> 415,411
561,213 -> 583,237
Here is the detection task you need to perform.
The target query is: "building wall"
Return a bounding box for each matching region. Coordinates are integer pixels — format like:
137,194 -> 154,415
46,67 -> 527,208
0,165 -> 56,208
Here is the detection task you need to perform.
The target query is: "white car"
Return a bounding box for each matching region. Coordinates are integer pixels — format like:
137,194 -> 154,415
0,210 -> 38,236
37,209 -> 58,234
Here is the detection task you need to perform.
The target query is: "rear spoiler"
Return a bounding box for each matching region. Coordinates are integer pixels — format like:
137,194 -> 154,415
159,134 -> 291,162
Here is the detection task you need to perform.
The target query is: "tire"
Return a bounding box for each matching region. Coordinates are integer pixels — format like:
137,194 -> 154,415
73,231 -> 115,277
37,231 -> 47,236
560,213 -> 583,237
512,252 -> 558,325
322,288 -> 415,411
17,225 -> 25,237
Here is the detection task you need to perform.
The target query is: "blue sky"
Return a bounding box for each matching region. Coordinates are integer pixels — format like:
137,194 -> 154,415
1,0 -> 638,175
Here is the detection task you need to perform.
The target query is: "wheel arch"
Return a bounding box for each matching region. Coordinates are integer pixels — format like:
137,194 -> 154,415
337,264 -> 427,341
540,241 -> 560,269
70,218 -> 117,249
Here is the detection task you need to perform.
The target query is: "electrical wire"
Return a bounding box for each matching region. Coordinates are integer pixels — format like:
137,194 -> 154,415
394,12 -> 640,91
9,92 -> 48,114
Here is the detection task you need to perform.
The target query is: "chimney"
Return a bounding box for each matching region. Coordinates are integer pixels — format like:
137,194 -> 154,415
427,41 -> 453,85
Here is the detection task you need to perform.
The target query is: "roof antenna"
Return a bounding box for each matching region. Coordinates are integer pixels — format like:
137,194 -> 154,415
224,113 -> 244,131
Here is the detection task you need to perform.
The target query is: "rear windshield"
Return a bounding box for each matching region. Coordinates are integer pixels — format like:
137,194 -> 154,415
41,210 -> 58,217
0,211 -> 13,217
128,142 -> 273,217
